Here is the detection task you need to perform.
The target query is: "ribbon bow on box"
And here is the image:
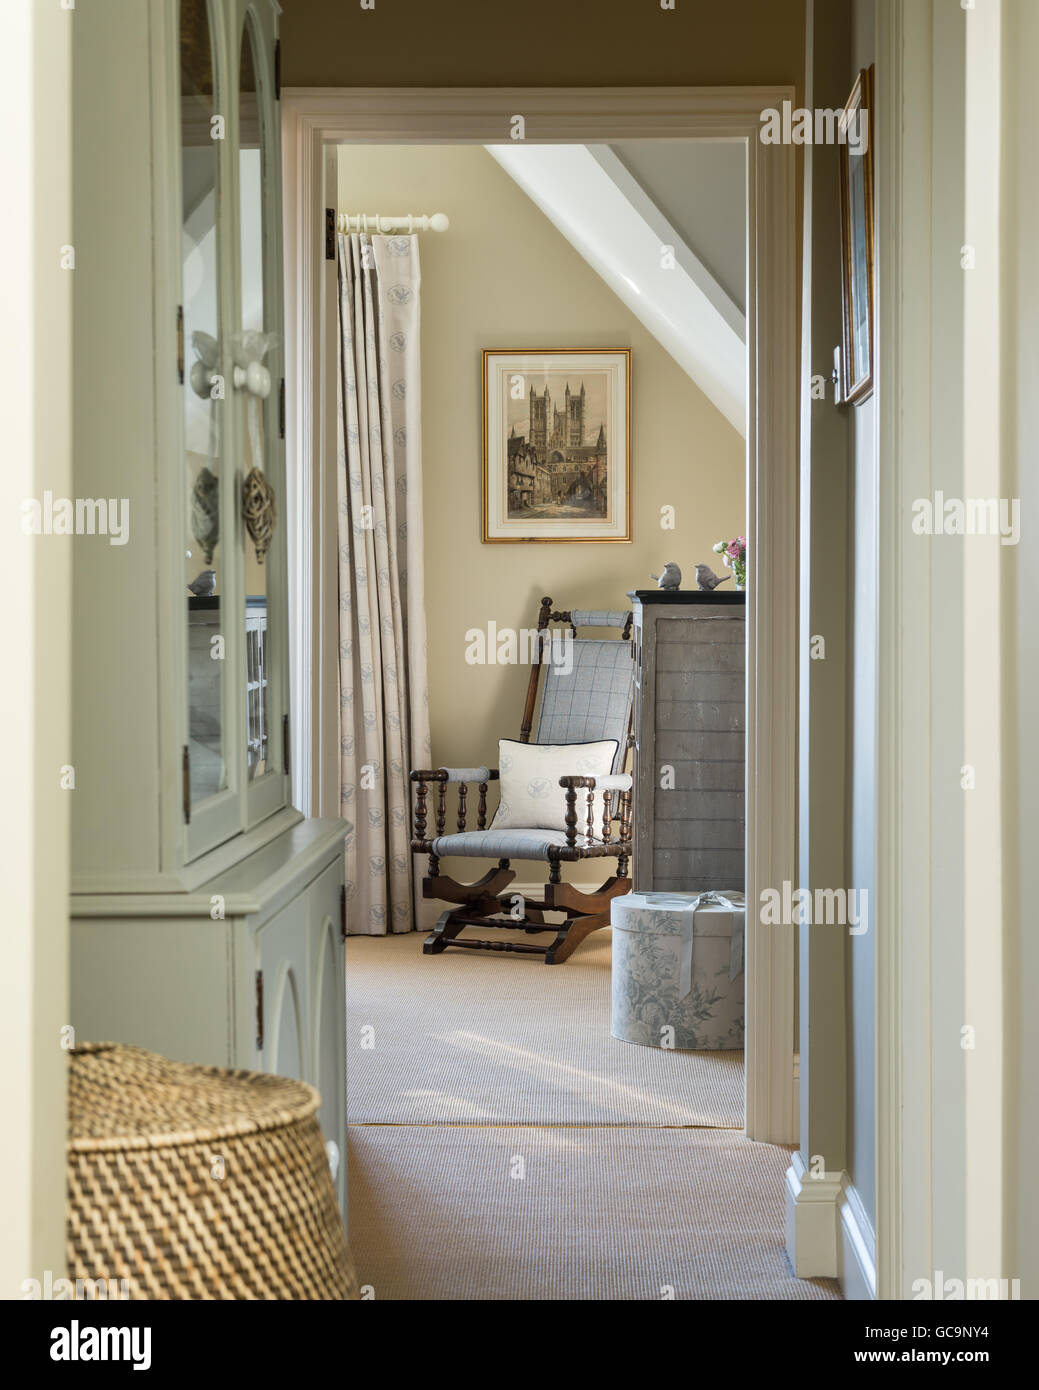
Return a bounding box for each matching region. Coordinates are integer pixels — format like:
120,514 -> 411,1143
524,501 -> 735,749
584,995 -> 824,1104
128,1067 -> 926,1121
643,890 -> 746,999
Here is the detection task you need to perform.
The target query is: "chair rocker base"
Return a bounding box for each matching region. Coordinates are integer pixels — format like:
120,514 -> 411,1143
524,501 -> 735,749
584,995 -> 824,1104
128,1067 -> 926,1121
422,874 -> 630,965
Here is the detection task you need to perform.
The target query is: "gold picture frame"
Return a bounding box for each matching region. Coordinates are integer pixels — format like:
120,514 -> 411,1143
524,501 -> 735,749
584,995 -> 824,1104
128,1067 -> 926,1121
838,66 -> 875,405
482,348 -> 632,543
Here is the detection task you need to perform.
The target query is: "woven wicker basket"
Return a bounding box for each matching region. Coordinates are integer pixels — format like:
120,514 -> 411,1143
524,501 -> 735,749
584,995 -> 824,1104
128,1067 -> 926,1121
67,1043 -> 358,1300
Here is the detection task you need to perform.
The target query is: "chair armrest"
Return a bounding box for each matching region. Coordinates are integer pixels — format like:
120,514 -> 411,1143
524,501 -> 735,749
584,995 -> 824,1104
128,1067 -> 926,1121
556,773 -> 632,791
557,773 -> 633,846
409,768 -> 500,783
410,768 -> 499,840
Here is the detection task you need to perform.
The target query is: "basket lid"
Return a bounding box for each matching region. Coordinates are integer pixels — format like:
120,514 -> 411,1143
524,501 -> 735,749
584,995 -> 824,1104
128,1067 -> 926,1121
67,1043 -> 320,1153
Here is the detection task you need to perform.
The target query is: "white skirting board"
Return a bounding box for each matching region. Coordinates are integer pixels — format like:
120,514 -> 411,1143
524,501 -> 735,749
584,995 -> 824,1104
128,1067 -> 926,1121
785,1152 -> 876,1297
838,1178 -> 877,1301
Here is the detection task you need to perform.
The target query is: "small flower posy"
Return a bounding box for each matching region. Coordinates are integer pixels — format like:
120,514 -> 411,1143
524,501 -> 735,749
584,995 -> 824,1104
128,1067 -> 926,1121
712,535 -> 747,590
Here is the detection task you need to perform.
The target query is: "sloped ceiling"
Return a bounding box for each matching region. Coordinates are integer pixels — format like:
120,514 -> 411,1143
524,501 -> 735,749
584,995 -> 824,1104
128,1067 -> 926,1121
607,140 -> 748,316
485,143 -> 747,436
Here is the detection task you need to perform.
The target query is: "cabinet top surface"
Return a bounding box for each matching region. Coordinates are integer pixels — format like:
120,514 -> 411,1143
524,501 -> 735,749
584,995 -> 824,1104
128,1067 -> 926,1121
628,589 -> 746,606
202,818 -> 350,901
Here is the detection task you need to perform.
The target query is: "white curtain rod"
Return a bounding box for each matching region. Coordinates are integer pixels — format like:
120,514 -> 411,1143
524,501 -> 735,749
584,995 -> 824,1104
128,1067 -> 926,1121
337,212 -> 450,233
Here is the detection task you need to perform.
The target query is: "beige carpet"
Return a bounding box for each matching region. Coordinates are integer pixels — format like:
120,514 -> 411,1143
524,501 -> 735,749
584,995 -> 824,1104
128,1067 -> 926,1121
349,1125 -> 841,1301
346,927 -> 744,1127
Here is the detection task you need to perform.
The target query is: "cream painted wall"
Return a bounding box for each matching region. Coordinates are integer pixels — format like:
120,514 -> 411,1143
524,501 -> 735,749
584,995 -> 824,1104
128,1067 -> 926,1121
336,143 -> 746,880
1,0 -> 72,1296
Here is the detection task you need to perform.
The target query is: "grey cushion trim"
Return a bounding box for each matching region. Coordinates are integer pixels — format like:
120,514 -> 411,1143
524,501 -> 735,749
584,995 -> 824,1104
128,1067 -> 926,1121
430,827 -> 600,858
439,766 -> 491,783
570,609 -> 630,628
535,639 -> 634,773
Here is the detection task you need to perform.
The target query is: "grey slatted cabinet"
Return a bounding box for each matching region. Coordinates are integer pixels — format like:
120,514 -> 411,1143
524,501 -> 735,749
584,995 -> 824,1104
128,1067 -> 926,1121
629,591 -> 746,892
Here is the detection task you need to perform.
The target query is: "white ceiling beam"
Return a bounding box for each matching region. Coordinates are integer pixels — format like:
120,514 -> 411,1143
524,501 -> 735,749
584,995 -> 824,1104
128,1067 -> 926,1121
485,143 -> 747,436
585,144 -> 746,342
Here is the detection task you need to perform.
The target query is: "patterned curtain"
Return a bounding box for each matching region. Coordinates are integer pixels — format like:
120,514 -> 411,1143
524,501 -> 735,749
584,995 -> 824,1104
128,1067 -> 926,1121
336,232 -> 431,935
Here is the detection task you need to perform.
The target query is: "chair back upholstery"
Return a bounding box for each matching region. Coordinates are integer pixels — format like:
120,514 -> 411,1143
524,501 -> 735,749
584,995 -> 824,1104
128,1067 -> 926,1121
522,601 -> 633,775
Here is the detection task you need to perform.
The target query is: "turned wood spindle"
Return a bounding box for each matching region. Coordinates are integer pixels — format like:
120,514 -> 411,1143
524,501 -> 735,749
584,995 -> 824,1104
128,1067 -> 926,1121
477,782 -> 488,830
563,785 -> 578,847
457,781 -> 468,832
602,790 -> 612,843
414,778 -> 428,841
585,789 -> 594,842
436,779 -> 447,836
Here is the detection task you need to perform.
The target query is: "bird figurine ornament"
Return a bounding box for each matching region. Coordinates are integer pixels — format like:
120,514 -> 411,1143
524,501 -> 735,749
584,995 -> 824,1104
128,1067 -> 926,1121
650,562 -> 682,590
694,563 -> 732,592
187,569 -> 217,598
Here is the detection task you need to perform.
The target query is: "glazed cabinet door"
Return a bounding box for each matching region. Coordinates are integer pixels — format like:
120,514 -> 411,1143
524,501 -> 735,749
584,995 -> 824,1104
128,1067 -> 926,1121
171,0 -> 289,868
230,0 -> 291,833
179,0 -> 244,860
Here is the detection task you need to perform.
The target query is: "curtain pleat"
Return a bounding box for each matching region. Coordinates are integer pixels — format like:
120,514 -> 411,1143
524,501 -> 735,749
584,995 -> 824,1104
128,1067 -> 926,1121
336,232 -> 431,935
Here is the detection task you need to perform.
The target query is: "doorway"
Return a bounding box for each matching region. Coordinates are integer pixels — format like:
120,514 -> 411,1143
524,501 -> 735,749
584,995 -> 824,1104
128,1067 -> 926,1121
334,131 -> 747,1115
285,86 -> 798,1142
283,87 -> 801,1296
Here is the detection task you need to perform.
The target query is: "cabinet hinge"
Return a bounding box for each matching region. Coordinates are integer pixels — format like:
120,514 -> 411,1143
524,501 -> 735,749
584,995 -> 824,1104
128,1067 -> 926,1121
282,713 -> 291,775
325,207 -> 336,261
278,377 -> 285,439
176,305 -> 184,385
340,884 -> 347,942
274,39 -> 281,101
255,970 -> 264,1051
182,745 -> 191,824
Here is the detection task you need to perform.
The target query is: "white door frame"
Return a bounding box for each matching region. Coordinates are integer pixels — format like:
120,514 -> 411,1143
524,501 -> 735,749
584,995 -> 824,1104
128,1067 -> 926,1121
874,0 -> 1014,1303
281,86 -> 799,1144
874,0 -> 915,1304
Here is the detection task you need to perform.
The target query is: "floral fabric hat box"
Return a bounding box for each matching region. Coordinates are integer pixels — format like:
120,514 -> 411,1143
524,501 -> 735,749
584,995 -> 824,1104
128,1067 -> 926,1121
610,891 -> 746,1051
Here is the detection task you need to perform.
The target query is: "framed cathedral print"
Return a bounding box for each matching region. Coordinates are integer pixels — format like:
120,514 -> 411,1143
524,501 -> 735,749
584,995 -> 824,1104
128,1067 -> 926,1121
838,66 -> 875,404
482,348 -> 631,542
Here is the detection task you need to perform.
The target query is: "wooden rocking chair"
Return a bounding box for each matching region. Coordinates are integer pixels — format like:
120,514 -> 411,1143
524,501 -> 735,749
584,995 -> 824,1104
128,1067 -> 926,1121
410,597 -> 634,964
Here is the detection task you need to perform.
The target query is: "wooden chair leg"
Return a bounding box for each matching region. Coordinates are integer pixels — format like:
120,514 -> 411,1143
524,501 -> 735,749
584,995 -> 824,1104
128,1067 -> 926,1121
423,907 -> 468,955
544,911 -> 609,966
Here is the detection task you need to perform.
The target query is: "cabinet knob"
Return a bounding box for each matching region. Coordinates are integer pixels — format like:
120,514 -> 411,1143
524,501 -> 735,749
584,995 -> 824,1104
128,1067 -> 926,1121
189,359 -> 218,400
233,360 -> 271,399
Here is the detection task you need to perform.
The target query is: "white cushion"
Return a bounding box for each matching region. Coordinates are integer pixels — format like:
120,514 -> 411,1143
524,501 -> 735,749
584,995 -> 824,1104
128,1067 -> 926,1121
492,737 -> 618,835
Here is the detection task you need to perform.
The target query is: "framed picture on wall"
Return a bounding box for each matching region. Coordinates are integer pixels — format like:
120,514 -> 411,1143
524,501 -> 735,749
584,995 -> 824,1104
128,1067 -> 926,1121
482,348 -> 631,543
838,66 -> 875,405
